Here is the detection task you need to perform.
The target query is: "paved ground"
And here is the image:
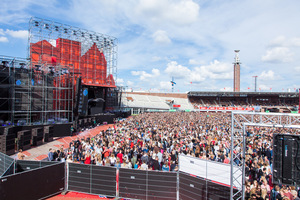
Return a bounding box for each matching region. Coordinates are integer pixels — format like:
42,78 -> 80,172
46,192 -> 114,200
12,124 -> 113,161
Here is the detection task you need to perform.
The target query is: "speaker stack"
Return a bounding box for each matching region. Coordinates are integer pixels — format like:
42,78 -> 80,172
273,133 -> 300,186
17,130 -> 31,151
44,126 -> 53,142
0,127 -> 15,156
44,125 -> 54,142
32,128 -> 43,146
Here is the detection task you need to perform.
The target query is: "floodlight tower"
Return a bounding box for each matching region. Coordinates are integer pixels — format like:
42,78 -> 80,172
233,50 -> 241,92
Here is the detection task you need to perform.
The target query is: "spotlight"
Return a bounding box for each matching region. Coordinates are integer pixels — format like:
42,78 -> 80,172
73,30 -> 76,35
81,32 -> 85,37
35,65 -> 41,71
34,21 -> 39,27
90,34 -> 93,39
45,24 -> 49,29
49,66 -> 55,74
2,61 -> 9,68
19,63 -> 26,69
96,36 -> 99,41
64,28 -> 68,34
55,26 -> 59,31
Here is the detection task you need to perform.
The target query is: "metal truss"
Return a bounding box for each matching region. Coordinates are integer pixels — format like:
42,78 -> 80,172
28,17 -> 118,80
230,111 -> 300,199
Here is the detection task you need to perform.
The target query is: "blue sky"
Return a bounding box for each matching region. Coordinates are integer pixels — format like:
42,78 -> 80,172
1,0 -> 300,93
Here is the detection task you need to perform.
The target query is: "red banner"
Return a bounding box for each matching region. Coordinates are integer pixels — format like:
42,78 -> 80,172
196,107 -> 254,111
173,104 -> 181,108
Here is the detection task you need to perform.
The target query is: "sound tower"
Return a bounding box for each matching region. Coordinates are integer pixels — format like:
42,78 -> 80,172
17,130 -> 31,151
0,127 -> 16,155
44,125 -> 53,142
32,128 -> 43,146
273,134 -> 300,186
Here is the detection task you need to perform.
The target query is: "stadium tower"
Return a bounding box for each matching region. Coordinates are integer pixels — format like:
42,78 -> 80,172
233,50 -> 241,92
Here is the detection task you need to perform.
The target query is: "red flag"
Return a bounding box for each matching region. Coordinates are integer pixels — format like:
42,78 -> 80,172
270,88 -> 272,90
190,82 -> 192,84
259,88 -> 261,91
247,87 -> 250,89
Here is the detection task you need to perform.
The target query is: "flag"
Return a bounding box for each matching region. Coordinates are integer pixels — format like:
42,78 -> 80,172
190,82 -> 192,84
270,88 -> 272,90
171,81 -> 176,86
247,87 -> 250,90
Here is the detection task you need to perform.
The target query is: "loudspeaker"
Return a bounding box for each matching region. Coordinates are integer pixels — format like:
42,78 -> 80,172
32,128 -> 43,146
17,130 -> 31,151
273,134 -> 300,186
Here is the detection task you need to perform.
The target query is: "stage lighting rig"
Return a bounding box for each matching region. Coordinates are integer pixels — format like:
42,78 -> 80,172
35,65 -> 41,71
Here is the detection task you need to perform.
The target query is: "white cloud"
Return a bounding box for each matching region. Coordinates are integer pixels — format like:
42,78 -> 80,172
192,60 -> 232,81
151,56 -> 162,62
152,30 -> 171,44
295,66 -> 300,72
127,80 -> 134,87
159,81 -> 172,90
0,29 -> 5,35
5,29 -> 28,39
116,78 -> 124,84
131,68 -> 160,80
268,36 -> 300,47
188,59 -> 205,65
164,60 -> 232,84
135,0 -> 199,27
259,70 -> 279,80
258,84 -> 272,91
165,61 -> 191,79
0,37 -> 8,42
261,47 -> 294,63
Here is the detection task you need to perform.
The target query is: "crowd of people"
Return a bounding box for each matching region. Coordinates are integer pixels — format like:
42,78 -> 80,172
47,112 -> 300,200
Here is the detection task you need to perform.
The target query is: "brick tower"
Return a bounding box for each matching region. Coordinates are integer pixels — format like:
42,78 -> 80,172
233,50 -> 240,92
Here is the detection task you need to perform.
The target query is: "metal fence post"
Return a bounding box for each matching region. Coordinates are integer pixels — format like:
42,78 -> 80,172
146,169 -> 148,200
206,158 -> 208,200
177,168 -> 179,200
177,156 -> 180,200
65,162 -> 68,193
116,167 -> 119,198
90,164 -> 92,194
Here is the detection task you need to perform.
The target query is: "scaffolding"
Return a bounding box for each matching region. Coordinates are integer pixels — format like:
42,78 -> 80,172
0,17 -> 118,126
230,111 -> 300,199
28,17 -> 117,87
0,56 -> 29,125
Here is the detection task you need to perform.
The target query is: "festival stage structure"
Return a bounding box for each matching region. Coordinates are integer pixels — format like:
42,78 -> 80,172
0,17 -> 121,127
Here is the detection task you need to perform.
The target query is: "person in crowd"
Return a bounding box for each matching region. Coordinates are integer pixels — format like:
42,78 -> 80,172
17,149 -> 25,160
53,112 -> 299,200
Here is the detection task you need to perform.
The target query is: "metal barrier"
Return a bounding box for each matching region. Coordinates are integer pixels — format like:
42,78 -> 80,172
0,162 -> 65,200
0,152 -> 14,177
16,160 -> 57,173
0,153 -> 233,199
179,172 -> 231,200
68,163 -> 177,200
119,168 -> 177,200
68,163 -> 116,197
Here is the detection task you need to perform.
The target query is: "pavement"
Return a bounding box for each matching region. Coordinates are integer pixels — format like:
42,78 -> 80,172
12,124 -> 113,161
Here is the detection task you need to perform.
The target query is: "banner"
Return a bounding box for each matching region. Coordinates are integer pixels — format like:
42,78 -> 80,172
197,107 -> 254,111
